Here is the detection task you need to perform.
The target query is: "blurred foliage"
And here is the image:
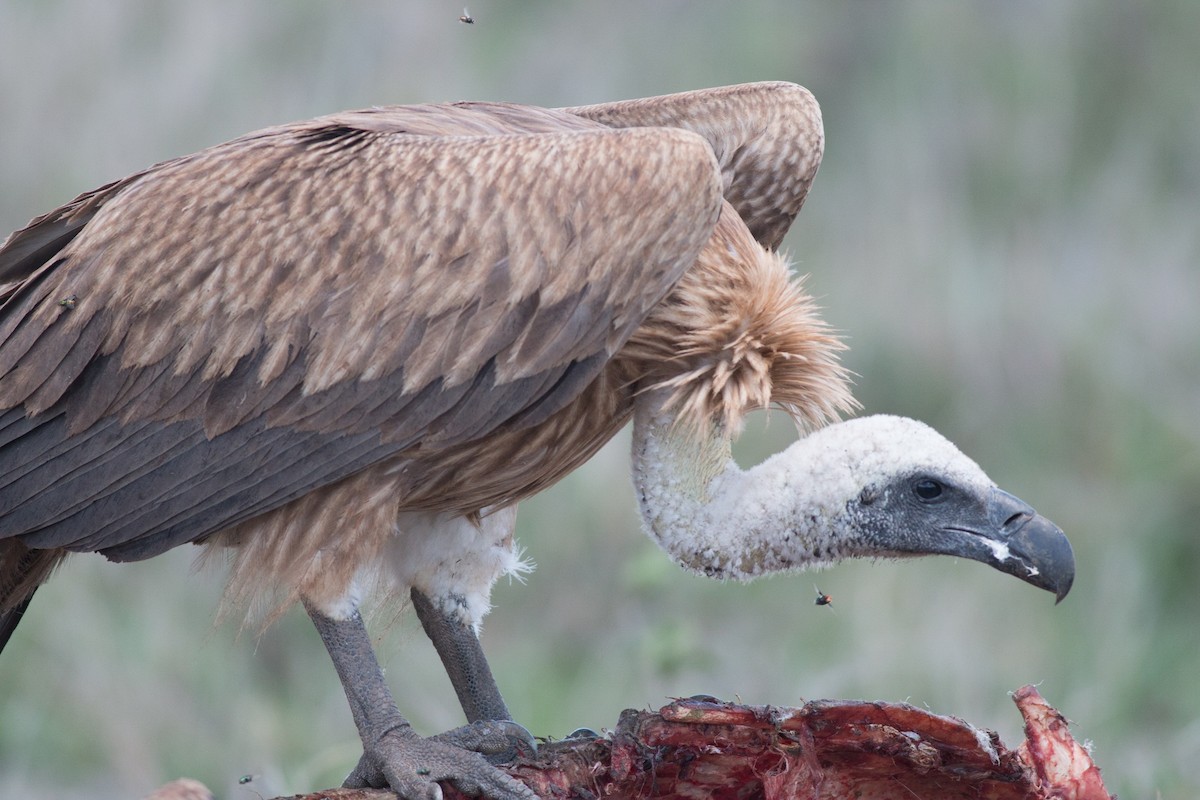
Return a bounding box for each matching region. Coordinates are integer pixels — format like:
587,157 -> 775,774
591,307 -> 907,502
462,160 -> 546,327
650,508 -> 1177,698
1,1 -> 1197,798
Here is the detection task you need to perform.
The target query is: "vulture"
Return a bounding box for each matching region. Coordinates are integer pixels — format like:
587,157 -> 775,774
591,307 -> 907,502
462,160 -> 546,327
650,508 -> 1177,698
0,82 -> 1074,800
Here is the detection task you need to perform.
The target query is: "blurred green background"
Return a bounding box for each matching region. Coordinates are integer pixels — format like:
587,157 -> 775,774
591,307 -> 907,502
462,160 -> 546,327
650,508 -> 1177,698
1,2 -> 1196,798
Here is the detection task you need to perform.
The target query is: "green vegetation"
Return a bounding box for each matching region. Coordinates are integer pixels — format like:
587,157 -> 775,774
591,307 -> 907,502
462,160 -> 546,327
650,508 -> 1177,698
1,2 -> 1196,798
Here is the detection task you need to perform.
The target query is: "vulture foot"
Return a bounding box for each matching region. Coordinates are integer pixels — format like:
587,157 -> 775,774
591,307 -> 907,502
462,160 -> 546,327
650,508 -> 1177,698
303,603 -> 536,799
431,718 -> 538,764
345,726 -> 537,800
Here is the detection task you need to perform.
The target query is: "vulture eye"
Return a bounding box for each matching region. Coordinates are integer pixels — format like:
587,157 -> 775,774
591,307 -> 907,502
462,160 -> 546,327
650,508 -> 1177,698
913,479 -> 945,502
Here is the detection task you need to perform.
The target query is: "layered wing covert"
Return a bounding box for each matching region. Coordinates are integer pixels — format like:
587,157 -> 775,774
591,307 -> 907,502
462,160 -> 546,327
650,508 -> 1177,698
562,81 -> 824,250
0,104 -> 724,558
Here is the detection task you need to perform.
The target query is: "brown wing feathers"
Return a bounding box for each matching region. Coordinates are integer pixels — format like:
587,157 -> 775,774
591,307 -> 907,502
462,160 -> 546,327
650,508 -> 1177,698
0,105 -> 725,562
562,81 -> 824,251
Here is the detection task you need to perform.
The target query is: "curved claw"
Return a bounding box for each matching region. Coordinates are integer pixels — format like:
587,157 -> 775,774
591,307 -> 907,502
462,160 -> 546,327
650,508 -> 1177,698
346,728 -> 536,800
431,719 -> 538,764
564,727 -> 602,740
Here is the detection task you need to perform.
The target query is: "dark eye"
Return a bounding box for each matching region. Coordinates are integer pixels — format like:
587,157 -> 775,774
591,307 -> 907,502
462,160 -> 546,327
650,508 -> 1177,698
913,479 -> 944,502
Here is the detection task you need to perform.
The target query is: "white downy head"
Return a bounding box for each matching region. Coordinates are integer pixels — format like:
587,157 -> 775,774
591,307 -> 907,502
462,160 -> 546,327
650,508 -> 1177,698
632,401 -> 1074,599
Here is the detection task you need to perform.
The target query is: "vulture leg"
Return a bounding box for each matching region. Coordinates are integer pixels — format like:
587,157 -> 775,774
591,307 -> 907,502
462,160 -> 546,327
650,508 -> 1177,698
304,600 -> 536,800
411,587 -> 511,722
412,587 -> 536,764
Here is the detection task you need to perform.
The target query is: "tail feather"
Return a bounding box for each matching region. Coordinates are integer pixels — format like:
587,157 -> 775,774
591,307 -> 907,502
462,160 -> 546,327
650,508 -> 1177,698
0,591 -> 35,653
0,542 -> 67,655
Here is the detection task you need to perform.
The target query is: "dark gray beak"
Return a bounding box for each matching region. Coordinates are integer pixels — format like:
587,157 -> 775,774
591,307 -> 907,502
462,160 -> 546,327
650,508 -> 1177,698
976,489 -> 1075,603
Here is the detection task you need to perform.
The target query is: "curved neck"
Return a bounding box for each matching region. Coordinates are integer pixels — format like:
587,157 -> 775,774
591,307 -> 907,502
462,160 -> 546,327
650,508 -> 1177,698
631,389 -> 859,581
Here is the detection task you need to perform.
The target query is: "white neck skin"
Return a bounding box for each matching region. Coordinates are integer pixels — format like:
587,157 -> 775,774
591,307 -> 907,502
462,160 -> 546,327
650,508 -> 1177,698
631,388 -> 982,581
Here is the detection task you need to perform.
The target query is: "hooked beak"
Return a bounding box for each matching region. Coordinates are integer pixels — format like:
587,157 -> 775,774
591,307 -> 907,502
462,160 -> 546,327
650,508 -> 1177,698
962,488 -> 1075,603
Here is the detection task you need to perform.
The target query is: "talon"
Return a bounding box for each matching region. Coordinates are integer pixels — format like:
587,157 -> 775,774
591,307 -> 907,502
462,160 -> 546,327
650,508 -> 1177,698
352,727 -> 535,800
565,727 -> 601,740
431,718 -> 537,764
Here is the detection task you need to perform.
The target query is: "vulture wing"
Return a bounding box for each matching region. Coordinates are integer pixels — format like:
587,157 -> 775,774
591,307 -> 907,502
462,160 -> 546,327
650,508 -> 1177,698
561,81 -> 824,250
0,165 -> 173,299
0,103 -> 723,561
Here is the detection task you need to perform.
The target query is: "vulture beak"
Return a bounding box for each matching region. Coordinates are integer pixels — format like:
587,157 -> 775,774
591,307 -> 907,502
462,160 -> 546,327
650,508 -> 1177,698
960,488 -> 1075,603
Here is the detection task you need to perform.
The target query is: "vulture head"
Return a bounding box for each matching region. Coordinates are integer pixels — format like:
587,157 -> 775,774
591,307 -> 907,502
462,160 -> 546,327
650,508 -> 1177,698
830,416 -> 1073,600
633,403 -> 1075,602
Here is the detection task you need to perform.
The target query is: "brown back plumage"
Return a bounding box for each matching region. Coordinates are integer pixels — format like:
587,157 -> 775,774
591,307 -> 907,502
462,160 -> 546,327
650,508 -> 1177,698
0,82 -> 849,618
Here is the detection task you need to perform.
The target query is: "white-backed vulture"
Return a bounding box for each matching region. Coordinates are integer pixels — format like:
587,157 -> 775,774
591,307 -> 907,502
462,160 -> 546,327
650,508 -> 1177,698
0,82 -> 1073,800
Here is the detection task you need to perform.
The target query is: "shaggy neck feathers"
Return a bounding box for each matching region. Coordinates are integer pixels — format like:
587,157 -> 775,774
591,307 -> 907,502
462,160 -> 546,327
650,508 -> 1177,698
619,204 -> 854,436
625,212 -> 865,579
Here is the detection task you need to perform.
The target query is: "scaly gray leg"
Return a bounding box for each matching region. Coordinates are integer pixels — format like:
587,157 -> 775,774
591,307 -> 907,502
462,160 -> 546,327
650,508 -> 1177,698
411,588 -> 511,723
411,588 -> 536,763
304,600 -> 535,800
